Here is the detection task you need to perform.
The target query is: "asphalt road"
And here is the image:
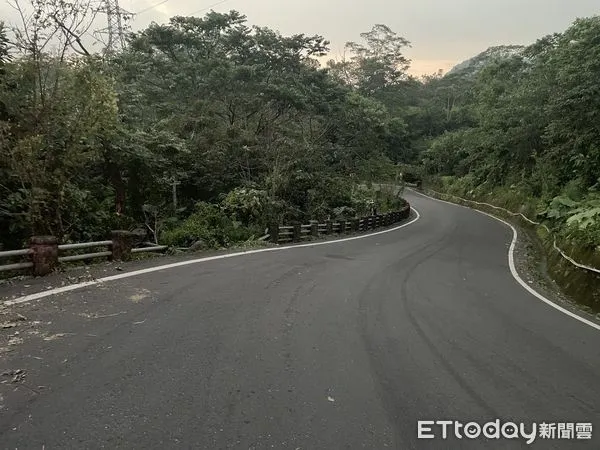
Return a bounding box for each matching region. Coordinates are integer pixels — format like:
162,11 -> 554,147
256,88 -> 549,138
1,191 -> 599,449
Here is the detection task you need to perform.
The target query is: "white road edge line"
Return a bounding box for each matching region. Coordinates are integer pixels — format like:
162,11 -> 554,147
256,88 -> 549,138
410,189 -> 600,332
4,208 -> 421,306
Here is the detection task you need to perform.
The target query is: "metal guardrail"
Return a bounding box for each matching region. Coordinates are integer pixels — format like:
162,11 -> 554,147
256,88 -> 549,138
0,248 -> 33,258
58,241 -> 112,250
58,251 -> 113,263
268,205 -> 411,245
0,206 -> 411,275
0,262 -> 34,272
131,246 -> 168,254
0,235 -> 168,276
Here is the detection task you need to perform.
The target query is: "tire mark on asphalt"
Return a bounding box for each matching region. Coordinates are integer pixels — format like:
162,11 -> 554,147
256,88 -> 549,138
356,224 -> 460,445
399,225 -> 503,421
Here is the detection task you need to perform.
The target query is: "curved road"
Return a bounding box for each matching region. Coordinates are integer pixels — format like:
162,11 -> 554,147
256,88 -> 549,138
1,191 -> 599,449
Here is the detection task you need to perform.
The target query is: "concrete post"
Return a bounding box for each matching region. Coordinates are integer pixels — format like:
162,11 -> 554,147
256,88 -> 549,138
293,223 -> 302,242
269,223 -> 279,244
30,236 -> 58,276
111,230 -> 134,261
326,220 -> 333,235
311,221 -> 319,237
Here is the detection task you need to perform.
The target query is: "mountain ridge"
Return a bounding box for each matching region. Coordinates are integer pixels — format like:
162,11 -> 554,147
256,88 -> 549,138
447,44 -> 526,77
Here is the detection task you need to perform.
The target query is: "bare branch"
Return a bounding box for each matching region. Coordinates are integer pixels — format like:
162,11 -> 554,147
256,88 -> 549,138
52,13 -> 90,56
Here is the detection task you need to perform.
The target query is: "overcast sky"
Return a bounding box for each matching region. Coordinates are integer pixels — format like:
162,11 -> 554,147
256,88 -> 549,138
2,0 -> 599,74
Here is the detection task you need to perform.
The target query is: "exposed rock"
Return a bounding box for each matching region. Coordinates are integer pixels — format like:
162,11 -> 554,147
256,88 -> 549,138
189,240 -> 208,252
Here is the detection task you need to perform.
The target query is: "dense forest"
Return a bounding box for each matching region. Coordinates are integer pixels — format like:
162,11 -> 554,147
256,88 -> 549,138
421,17 -> 600,252
0,4 -> 415,250
1,2 -> 599,256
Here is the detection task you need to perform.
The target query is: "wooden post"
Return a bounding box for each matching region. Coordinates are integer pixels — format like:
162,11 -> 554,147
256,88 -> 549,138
353,218 -> 360,232
293,223 -> 302,242
111,230 -> 134,261
269,223 -> 279,244
339,220 -> 346,234
30,236 -> 58,276
326,220 -> 333,235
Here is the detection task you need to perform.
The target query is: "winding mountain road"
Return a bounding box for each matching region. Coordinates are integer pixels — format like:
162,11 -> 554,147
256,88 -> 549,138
1,191 -> 598,449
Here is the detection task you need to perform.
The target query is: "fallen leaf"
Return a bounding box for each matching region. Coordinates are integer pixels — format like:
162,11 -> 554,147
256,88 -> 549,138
2,369 -> 26,383
8,337 -> 23,346
43,333 -> 72,341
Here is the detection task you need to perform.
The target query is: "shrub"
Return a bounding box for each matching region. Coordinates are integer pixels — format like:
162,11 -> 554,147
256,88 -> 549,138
221,186 -> 268,226
161,202 -> 259,248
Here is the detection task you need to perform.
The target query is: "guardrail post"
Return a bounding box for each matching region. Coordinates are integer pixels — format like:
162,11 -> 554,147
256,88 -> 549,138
30,236 -> 58,276
293,223 -> 302,242
269,223 -> 279,244
353,218 -> 360,231
339,220 -> 346,234
111,230 -> 134,261
326,220 -> 333,235
310,221 -> 318,237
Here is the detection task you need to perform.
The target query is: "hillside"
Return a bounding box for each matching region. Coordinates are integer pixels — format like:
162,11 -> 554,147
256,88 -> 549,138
447,44 -> 526,77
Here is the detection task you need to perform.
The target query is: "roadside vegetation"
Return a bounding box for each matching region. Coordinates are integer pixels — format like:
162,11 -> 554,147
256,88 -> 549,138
0,3 -> 412,251
420,17 -> 600,257
1,2 -> 599,261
